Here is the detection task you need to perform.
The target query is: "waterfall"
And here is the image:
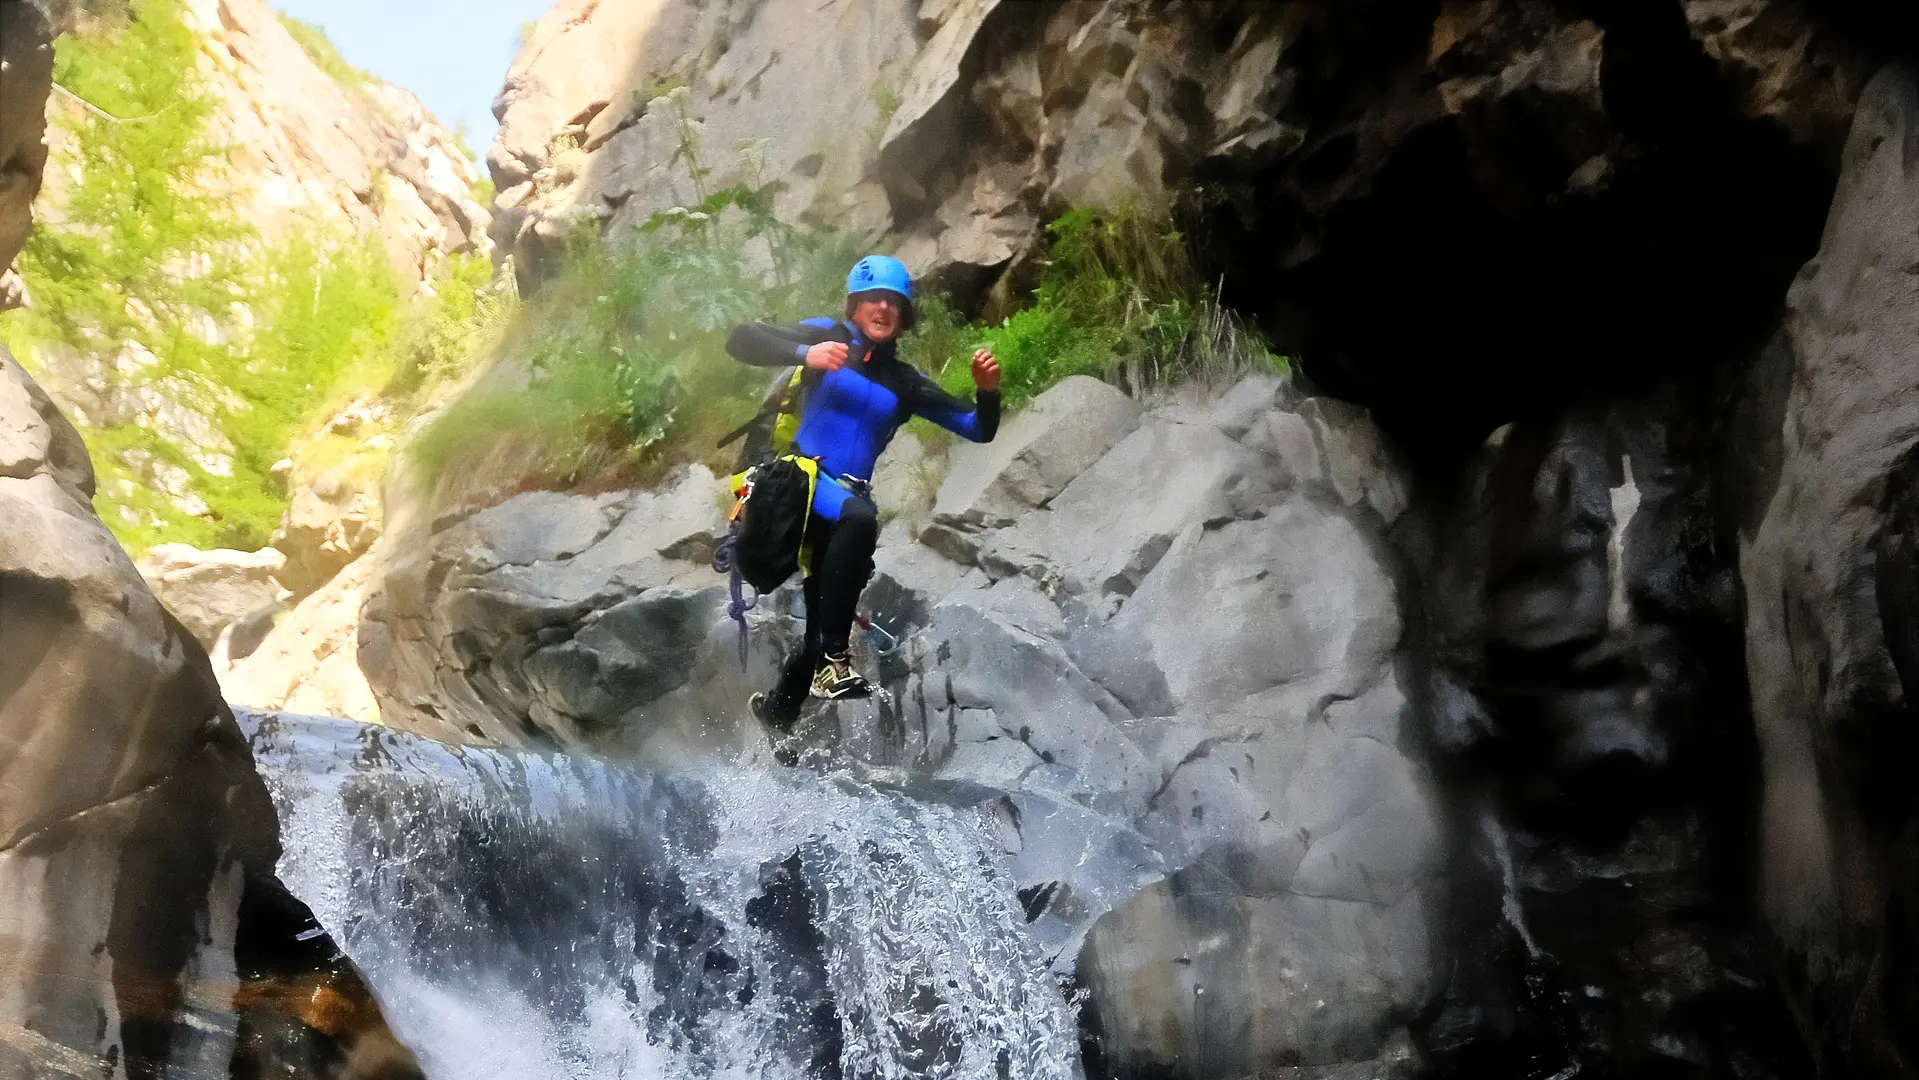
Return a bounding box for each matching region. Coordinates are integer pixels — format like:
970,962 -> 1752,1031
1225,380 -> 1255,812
238,710 -> 1086,1080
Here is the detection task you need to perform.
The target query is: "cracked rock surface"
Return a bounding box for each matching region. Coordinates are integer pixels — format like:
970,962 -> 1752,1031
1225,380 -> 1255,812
365,372 -> 1442,1075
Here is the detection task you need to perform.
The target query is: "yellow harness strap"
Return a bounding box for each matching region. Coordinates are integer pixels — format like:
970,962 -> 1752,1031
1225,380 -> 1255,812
725,454 -> 822,570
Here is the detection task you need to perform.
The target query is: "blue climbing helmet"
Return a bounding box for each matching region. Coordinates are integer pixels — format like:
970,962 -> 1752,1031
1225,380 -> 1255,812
846,254 -> 913,302
846,254 -> 917,332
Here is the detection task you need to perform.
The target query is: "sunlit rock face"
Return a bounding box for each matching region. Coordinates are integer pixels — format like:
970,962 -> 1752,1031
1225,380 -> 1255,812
0,349 -> 417,1077
219,540 -> 385,724
136,543 -> 287,648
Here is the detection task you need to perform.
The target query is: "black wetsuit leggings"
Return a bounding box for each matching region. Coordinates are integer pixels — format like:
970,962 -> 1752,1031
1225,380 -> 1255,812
765,495 -> 879,719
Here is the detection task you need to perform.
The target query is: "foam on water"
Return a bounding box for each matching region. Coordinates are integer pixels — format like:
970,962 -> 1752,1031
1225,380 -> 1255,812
240,711 -> 1084,1080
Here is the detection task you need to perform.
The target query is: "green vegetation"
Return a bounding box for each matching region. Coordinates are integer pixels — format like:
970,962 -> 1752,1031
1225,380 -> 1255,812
387,252 -> 511,397
905,206 -> 1289,410
13,5 -> 1287,540
410,105 -> 1283,504
276,11 -> 369,91
408,187 -> 859,499
407,88 -> 855,500
2,0 -> 503,553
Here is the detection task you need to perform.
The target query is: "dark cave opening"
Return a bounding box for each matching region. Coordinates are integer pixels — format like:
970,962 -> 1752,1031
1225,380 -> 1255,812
1195,1 -> 1850,464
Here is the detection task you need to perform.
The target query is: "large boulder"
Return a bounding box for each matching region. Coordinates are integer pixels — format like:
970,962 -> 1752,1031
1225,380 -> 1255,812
1739,64 -> 1919,1077
360,466 -> 733,747
0,1 -> 51,312
0,348 -> 418,1076
136,542 -> 287,647
367,372 -> 1447,1076
852,378 -> 1443,1077
220,542 -> 382,724
932,374 -> 1141,530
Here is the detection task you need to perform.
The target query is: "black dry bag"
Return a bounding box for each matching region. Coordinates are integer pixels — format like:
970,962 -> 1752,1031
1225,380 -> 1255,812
731,456 -> 817,593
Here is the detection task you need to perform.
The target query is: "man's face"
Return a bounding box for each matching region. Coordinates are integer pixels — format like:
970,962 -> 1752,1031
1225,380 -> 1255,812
850,291 -> 903,342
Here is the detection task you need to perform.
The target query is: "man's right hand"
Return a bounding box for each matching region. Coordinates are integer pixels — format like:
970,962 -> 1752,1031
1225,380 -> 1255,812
805,341 -> 849,372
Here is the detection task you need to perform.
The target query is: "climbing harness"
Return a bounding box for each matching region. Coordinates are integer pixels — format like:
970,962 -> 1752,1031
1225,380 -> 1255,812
714,462 -> 903,671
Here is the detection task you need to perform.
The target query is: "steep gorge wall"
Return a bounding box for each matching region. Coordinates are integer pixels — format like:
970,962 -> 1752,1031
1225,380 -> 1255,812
23,0 -> 488,295
3,0 -> 502,725
466,3 -> 1919,1078
0,6 -> 432,1075
15,0 -> 491,548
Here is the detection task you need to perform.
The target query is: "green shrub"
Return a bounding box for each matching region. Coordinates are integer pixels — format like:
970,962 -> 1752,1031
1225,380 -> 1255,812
908,205 -> 1290,410
406,89 -> 864,501
406,216 -> 861,499
276,12 -> 369,91
387,252 -> 511,397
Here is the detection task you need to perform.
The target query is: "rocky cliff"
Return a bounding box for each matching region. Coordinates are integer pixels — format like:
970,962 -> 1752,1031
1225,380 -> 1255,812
0,348 -> 417,1076
23,0 -> 487,299
3,0 -> 500,721
457,2 -> 1919,1077
0,5 -> 428,1076
13,0 -> 488,549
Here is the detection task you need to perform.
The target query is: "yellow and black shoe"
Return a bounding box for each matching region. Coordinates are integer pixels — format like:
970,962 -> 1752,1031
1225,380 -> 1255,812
809,653 -> 873,700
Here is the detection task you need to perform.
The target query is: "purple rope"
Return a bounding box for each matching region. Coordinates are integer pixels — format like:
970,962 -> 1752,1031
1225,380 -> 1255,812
713,530 -> 756,670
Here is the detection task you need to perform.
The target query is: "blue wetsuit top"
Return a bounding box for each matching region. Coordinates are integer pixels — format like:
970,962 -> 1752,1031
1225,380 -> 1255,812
726,317 -> 1000,520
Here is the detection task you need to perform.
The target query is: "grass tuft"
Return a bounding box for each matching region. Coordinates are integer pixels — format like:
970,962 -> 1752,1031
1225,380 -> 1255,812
276,12 -> 370,92
906,206 -> 1291,411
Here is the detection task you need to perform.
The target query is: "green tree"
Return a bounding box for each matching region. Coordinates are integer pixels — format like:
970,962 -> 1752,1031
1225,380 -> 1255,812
3,0 -> 406,552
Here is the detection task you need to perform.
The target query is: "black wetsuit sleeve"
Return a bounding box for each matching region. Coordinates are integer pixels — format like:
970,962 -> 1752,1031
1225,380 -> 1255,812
726,321 -> 837,367
904,369 -> 999,443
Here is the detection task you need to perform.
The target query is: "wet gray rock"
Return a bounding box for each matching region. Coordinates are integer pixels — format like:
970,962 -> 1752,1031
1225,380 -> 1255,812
933,374 -> 1140,530
362,374 -> 1441,1076
879,383 -> 1440,1077
361,466 -> 731,747
1400,388 -> 1805,1075
1739,64 -> 1919,1077
0,348 -> 418,1077
980,417 -> 1273,606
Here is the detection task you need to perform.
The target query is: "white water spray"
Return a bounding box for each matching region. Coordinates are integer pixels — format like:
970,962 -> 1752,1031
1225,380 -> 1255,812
241,711 -> 1084,1080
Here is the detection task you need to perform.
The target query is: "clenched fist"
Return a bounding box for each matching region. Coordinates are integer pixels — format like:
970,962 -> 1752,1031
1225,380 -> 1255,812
971,348 -> 1000,392
805,341 -> 850,372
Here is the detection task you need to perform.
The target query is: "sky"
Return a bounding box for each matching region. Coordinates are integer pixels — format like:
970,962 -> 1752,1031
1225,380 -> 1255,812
271,0 -> 557,159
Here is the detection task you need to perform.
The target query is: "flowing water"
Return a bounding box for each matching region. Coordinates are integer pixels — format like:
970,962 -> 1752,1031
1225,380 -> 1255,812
238,711 -> 1085,1080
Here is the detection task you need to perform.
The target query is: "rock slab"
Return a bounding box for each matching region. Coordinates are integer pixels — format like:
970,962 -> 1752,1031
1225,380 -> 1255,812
137,542 -> 286,648
1,348 -> 421,1076
1741,64 -> 1919,1078
364,374 -> 1444,1076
